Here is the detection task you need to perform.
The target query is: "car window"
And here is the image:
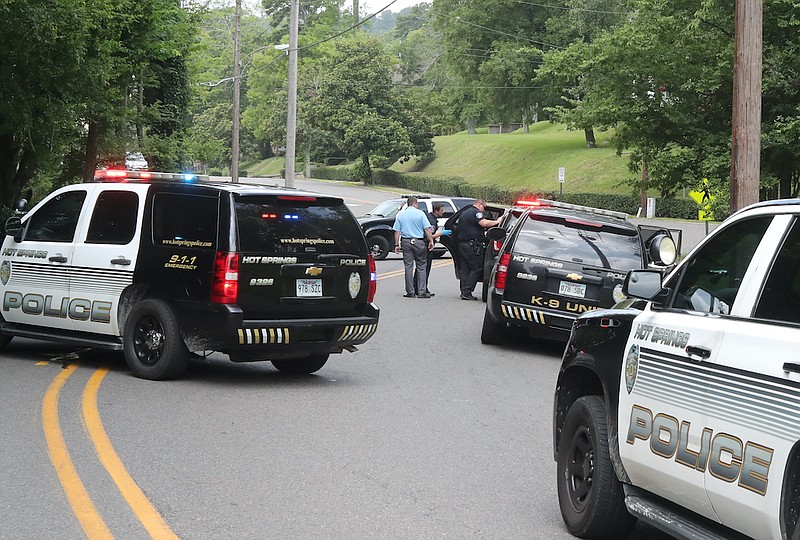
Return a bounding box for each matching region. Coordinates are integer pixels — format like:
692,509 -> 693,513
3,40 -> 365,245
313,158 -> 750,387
669,216 -> 771,314
235,195 -> 365,255
25,190 -> 87,243
86,191 -> 139,245
365,200 -> 403,218
152,193 -> 218,249
440,202 -> 456,217
754,218 -> 800,323
514,213 -> 642,270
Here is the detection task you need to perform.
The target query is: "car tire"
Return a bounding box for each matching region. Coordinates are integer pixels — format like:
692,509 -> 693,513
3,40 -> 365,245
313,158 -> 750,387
272,353 -> 329,374
0,334 -> 12,351
123,299 -> 189,380
557,396 -> 636,539
480,309 -> 505,344
431,249 -> 446,259
368,234 -> 391,260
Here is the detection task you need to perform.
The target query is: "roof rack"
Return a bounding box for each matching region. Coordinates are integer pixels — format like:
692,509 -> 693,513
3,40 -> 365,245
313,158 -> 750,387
92,169 -> 210,183
400,194 -> 431,199
515,198 -> 628,220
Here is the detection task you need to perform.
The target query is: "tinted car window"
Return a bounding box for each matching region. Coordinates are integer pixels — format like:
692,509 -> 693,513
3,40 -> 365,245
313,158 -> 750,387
26,190 -> 87,242
671,216 -> 770,313
86,190 -> 139,245
235,195 -> 365,254
755,218 -> 800,324
152,193 -> 218,249
514,214 -> 642,269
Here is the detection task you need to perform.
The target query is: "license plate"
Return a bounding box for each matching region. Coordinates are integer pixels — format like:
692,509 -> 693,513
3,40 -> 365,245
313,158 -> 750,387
559,280 -> 586,298
296,278 -> 322,297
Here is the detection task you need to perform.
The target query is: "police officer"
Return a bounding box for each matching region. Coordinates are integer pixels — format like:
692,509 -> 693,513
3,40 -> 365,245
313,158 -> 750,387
457,198 -> 501,300
393,197 -> 434,298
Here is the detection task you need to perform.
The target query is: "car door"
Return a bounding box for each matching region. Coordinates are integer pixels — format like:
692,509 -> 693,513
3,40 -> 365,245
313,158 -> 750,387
618,214 -> 775,523
0,186 -> 90,332
701,214 -> 800,540
69,186 -> 146,336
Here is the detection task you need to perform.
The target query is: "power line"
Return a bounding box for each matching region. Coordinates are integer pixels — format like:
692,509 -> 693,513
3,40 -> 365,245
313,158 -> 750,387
512,0 -> 628,15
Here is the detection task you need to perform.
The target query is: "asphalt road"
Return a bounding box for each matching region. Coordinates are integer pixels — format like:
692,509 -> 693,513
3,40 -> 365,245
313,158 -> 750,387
0,178 -> 693,539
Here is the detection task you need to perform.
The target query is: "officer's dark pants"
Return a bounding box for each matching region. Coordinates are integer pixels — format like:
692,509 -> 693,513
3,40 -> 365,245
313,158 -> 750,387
458,241 -> 483,296
402,238 -> 428,295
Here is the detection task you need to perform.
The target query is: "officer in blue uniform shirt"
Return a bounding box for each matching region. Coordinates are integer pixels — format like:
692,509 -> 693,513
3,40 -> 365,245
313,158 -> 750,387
456,198 -> 501,300
392,196 -> 434,298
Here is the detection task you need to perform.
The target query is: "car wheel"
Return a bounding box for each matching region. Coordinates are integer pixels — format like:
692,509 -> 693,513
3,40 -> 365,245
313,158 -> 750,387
123,299 -> 189,380
480,309 -> 505,345
557,396 -> 636,539
272,353 -> 329,375
368,234 -> 390,260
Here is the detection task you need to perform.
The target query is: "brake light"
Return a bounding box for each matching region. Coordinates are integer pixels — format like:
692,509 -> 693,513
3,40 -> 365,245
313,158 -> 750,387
514,199 -> 544,207
211,251 -> 239,304
367,254 -> 377,302
494,252 -> 512,291
277,195 -> 317,202
492,239 -> 502,253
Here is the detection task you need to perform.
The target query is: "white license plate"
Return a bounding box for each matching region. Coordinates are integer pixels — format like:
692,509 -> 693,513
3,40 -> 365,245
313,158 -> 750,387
559,280 -> 586,298
296,278 -> 322,297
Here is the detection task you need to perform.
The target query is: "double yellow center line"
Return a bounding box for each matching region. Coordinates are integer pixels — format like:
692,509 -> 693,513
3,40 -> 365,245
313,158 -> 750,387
42,364 -> 178,539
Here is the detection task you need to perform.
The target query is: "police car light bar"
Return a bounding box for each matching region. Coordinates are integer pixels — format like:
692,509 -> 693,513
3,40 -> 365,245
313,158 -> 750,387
93,169 -> 210,182
515,198 -> 628,220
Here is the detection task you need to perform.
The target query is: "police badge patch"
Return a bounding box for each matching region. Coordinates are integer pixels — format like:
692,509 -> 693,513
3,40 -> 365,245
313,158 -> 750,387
625,344 -> 639,394
0,260 -> 10,285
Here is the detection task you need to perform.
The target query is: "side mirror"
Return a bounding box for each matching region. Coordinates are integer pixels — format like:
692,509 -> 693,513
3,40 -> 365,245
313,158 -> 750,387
647,233 -> 677,266
486,227 -> 507,242
4,216 -> 22,239
624,270 -> 670,304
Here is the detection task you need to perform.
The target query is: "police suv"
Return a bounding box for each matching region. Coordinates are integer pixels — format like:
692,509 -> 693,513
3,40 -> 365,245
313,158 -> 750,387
0,170 -> 379,380
481,200 -> 678,344
553,199 -> 800,540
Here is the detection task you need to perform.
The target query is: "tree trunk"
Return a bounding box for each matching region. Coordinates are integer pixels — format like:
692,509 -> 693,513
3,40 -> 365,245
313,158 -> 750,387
640,156 -> 649,213
466,118 -> 476,135
522,109 -> 529,133
361,153 -> 372,184
584,128 -> 597,148
137,70 -> 145,147
305,144 -> 311,179
84,121 -> 100,183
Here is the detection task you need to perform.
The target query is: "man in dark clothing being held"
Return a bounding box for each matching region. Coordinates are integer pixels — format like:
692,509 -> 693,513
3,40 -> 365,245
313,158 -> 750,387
456,198 -> 501,300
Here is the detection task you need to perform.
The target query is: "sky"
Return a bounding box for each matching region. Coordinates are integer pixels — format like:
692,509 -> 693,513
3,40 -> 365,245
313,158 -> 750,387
361,0 -> 422,15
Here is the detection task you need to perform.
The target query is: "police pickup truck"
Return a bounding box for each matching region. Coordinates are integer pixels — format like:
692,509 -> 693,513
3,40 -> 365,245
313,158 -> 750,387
0,169 -> 379,380
553,199 -> 800,540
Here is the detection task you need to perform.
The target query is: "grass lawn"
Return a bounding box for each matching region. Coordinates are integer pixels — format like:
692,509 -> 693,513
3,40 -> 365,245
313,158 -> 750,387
392,122 -> 639,195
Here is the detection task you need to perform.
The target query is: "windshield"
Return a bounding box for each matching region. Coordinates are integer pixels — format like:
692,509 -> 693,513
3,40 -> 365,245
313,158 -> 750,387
515,214 -> 642,270
364,200 -> 404,218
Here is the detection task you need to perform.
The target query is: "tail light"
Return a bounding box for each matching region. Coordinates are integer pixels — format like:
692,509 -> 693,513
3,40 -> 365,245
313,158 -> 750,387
491,239 -> 503,254
367,254 -> 377,302
211,251 -> 239,304
494,252 -> 512,291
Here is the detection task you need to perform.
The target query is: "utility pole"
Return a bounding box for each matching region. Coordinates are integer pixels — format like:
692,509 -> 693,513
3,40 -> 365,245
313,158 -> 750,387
730,0 -> 762,211
231,0 -> 242,183
284,0 -> 299,187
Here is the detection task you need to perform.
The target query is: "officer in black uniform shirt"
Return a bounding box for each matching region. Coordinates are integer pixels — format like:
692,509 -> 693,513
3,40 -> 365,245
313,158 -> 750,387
456,198 -> 501,300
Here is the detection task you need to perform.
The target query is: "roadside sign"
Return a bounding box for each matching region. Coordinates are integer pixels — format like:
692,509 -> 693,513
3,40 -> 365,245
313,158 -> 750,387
558,167 -> 565,183
689,178 -> 715,221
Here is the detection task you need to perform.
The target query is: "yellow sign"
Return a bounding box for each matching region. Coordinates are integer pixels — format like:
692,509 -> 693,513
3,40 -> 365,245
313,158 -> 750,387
689,179 -> 714,221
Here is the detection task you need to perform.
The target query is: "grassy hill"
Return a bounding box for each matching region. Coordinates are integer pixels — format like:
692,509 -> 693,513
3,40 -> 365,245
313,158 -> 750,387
391,122 -> 638,195
241,122 -> 640,196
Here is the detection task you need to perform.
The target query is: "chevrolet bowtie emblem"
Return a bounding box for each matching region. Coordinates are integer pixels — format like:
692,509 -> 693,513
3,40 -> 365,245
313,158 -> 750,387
305,266 -> 323,276
565,273 -> 583,280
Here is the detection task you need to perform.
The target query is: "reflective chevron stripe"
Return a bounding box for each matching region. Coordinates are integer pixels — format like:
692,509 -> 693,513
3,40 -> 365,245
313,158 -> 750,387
501,303 -> 545,325
237,328 -> 290,345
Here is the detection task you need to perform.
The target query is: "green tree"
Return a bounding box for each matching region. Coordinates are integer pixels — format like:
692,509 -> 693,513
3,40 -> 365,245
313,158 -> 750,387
307,34 -> 433,181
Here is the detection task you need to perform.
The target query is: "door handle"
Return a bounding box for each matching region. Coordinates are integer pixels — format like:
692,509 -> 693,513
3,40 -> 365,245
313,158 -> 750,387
110,257 -> 131,266
783,362 -> 800,374
48,255 -> 67,263
685,345 -> 712,361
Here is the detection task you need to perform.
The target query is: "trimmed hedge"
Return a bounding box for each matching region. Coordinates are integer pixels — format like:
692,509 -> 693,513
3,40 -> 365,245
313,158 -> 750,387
310,166 -> 700,219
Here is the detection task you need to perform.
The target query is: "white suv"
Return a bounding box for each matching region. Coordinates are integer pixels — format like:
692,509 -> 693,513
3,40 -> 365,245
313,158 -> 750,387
553,199 -> 800,540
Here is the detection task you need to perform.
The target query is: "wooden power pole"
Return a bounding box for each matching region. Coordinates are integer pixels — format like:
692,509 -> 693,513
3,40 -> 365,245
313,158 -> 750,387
231,0 -> 241,183
730,0 -> 762,212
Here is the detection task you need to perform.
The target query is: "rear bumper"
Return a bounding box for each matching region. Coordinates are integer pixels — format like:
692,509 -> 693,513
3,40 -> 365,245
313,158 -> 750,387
486,291 -> 575,340
176,302 -> 380,359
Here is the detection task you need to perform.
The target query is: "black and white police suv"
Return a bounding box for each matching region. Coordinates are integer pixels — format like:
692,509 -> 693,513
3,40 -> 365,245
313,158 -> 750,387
0,169 -> 379,380
553,199 -> 800,540
480,199 -> 678,344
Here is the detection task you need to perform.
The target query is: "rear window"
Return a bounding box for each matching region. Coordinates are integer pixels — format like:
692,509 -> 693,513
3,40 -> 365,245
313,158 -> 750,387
235,195 -> 366,254
514,214 -> 642,270
153,193 -> 219,249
